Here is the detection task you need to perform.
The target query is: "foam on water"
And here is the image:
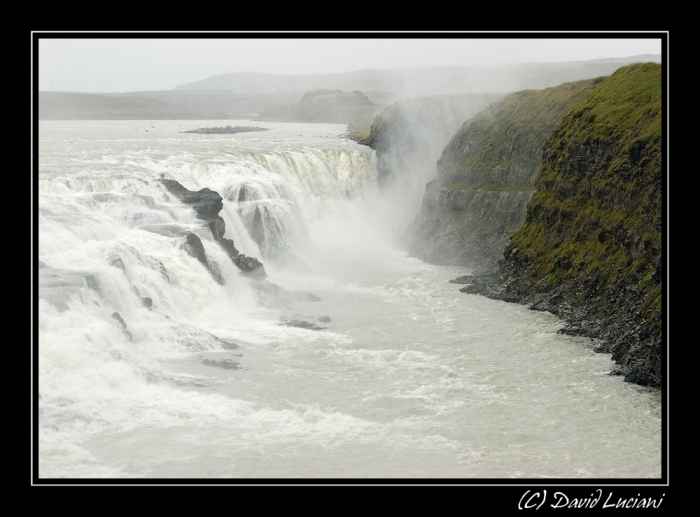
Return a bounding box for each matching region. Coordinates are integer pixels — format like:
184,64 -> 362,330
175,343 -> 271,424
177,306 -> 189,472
37,120 -> 661,479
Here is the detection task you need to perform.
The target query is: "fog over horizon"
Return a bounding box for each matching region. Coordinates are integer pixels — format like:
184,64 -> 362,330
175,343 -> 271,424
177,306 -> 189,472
37,36 -> 663,93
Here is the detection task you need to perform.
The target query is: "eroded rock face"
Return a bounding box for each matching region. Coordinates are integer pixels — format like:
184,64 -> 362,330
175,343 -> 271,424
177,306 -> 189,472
406,78 -> 602,272
183,232 -> 224,285
460,64 -> 663,389
159,179 -> 266,279
408,180 -> 535,269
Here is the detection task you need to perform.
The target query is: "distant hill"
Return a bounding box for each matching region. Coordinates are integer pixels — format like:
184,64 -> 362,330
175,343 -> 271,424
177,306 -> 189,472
253,89 -> 383,124
38,90 -> 307,121
38,92 -> 194,120
38,55 -> 660,122
105,90 -> 303,118
174,56 -> 661,97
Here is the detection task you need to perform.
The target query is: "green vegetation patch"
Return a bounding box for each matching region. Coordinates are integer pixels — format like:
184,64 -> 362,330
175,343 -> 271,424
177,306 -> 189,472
440,77 -> 603,183
506,63 -> 662,316
554,63 -> 661,151
442,181 -> 533,192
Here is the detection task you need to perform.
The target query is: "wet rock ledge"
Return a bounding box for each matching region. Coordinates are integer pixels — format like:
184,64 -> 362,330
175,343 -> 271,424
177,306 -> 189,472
159,178 -> 266,280
158,178 -> 320,308
182,125 -> 270,134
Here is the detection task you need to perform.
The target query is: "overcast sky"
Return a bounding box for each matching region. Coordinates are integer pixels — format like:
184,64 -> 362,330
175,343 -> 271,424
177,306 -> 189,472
36,34 -> 664,93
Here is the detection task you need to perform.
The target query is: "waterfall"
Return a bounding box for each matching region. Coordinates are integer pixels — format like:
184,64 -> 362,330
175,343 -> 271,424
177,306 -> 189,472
38,121 -> 380,379
37,120 -> 660,479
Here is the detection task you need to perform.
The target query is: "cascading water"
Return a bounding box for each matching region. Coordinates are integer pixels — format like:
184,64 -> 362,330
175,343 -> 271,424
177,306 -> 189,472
36,120 -> 661,479
222,172 -> 308,266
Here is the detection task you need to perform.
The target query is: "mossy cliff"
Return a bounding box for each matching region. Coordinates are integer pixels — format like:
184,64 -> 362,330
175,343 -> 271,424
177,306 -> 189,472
406,78 -> 602,268
464,63 -> 663,388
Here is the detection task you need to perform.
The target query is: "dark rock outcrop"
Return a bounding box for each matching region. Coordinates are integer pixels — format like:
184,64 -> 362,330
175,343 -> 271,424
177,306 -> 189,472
159,179 -> 322,304
159,179 -> 266,280
281,319 -> 326,331
201,358 -> 241,370
183,125 -> 270,134
232,254 -> 265,276
112,312 -> 133,342
183,232 -> 225,285
459,64 -> 663,389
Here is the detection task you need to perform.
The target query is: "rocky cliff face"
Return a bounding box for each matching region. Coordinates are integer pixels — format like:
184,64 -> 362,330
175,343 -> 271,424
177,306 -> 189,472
462,63 -> 663,388
159,179 -> 267,280
406,78 -> 602,270
365,94 -> 497,231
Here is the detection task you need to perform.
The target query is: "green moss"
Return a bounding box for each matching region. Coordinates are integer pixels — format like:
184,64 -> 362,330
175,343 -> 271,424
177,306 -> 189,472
557,64 -> 661,149
505,63 -> 661,318
441,181 -> 533,192
440,77 -> 603,184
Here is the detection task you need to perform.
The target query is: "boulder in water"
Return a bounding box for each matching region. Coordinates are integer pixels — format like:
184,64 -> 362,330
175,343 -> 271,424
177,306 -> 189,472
111,312 -> 133,341
183,233 -> 225,285
183,125 -> 270,135
201,358 -> 241,370
282,319 -> 326,331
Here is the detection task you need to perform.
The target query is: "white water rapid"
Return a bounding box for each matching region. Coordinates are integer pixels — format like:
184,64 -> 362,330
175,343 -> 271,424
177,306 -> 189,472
36,120 -> 661,479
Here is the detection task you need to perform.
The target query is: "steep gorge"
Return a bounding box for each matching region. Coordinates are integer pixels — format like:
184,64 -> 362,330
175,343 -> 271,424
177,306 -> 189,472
369,63 -> 664,388
454,63 -> 663,388
405,78 -> 603,269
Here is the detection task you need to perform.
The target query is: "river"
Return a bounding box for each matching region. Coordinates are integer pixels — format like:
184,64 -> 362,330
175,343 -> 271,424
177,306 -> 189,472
36,119 -> 661,478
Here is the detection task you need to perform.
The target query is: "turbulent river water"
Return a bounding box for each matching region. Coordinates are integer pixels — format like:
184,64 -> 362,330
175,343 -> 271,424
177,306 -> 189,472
36,120 -> 661,479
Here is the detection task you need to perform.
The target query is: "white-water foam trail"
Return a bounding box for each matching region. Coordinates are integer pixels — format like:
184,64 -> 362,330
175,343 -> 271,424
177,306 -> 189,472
38,121 -> 384,475
37,120 -> 661,479
153,148 -> 377,265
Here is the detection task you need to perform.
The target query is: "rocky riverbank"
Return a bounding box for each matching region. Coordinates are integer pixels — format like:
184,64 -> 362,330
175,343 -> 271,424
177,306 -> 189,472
452,64 -> 663,388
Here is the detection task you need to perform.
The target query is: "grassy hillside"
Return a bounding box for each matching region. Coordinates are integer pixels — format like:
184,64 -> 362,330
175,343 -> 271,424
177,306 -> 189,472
438,77 -> 604,187
508,63 -> 662,313
407,78 -> 601,268
489,63 -> 663,387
